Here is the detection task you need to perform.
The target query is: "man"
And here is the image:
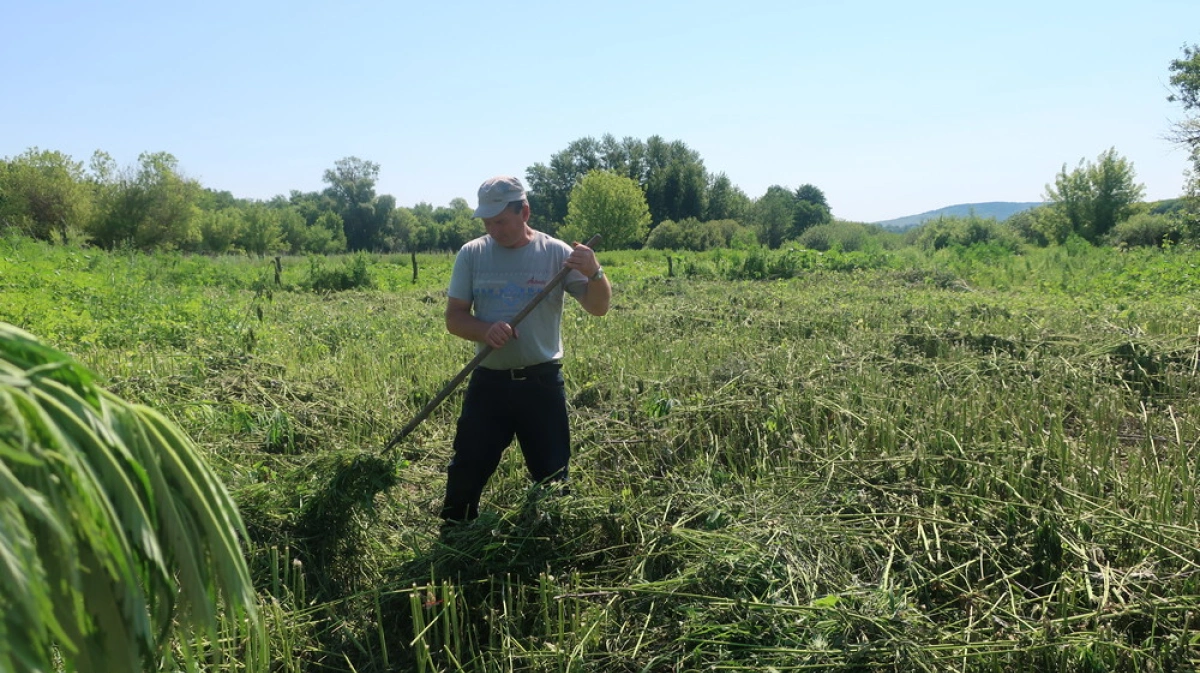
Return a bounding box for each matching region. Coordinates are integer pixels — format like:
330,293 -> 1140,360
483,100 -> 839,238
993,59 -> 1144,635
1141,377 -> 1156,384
439,175 -> 611,524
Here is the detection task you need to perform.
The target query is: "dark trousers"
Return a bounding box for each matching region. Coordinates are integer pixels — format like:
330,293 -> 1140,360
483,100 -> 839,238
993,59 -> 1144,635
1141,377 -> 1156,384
439,362 -> 570,521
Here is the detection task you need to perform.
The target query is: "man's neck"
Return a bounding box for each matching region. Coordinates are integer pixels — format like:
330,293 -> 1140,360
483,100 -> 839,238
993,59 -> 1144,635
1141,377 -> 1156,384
496,226 -> 536,249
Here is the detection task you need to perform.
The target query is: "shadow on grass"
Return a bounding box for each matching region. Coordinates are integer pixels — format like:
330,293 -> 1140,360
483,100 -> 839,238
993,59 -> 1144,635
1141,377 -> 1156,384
362,491 -> 613,672
254,450 -> 626,672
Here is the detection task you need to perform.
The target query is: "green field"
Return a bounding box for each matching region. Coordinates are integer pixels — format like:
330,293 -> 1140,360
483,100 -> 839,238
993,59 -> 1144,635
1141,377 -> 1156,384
4,235 -> 1200,671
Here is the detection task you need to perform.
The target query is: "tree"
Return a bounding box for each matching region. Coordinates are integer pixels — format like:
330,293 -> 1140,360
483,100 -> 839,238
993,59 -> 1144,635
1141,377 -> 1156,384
1108,211 -> 1183,248
0,148 -> 92,243
1044,148 -> 1144,243
441,216 -> 485,250
196,187 -> 244,212
1044,161 -> 1093,243
236,205 -> 286,256
433,197 -> 471,224
599,133 -> 648,184
322,157 -> 382,251
526,137 -> 605,230
559,170 -> 651,249
289,189 -> 338,227
526,135 -> 711,230
312,210 -> 348,253
276,206 -> 309,254
753,185 -> 797,248
643,136 -> 707,224
791,201 -> 830,239
0,323 -> 264,673
86,151 -> 201,250
792,183 -> 833,238
133,152 -> 201,250
1089,148 -> 1144,240
323,156 -> 378,211
408,202 -> 442,251
367,194 -> 399,251
196,208 -> 245,253
382,207 -> 416,251
909,214 -> 1017,251
431,198 -> 481,249
1168,44 -> 1200,153
1168,44 -> 1200,235
706,172 -> 750,222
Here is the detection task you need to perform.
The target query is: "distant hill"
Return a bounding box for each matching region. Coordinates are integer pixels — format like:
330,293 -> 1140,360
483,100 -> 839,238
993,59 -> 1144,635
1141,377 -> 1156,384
874,202 -> 1044,231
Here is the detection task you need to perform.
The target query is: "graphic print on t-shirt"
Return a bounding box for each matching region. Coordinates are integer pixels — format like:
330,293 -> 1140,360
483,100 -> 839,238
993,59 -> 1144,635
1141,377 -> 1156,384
500,280 -> 538,308
473,279 -> 542,313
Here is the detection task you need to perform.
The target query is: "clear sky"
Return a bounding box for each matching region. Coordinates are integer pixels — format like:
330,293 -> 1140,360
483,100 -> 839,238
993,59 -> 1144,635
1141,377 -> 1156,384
4,0 -> 1198,223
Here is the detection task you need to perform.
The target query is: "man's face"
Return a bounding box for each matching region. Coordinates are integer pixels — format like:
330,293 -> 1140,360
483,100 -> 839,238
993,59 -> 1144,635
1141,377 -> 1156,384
482,203 -> 532,248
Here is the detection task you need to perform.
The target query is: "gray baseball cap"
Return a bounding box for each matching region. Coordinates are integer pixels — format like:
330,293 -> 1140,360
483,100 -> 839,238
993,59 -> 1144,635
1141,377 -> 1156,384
473,175 -> 527,218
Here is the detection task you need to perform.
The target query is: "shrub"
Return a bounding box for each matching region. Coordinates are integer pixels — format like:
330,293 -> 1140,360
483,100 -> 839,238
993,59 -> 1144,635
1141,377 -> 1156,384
721,246 -> 891,279
908,214 -> 1020,252
305,253 -> 374,292
798,221 -> 871,252
645,218 -> 753,251
645,219 -> 685,250
1006,208 -> 1052,246
197,208 -> 246,253
1107,212 -> 1183,248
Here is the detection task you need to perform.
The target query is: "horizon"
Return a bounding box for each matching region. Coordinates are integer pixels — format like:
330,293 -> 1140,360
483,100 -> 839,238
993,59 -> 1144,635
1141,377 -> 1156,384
3,0 -> 1198,223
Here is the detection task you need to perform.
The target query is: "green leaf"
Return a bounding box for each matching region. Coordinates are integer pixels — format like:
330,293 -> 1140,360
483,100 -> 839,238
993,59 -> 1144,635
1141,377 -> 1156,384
0,322 -> 265,673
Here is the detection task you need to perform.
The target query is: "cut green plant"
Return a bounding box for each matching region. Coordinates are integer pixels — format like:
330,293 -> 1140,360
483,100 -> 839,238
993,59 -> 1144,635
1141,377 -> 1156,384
0,322 -> 265,673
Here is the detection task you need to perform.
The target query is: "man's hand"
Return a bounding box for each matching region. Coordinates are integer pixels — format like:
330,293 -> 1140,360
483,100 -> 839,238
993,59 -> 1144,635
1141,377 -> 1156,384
447,297 -> 519,348
484,321 -> 518,349
565,241 -> 602,278
566,241 -> 611,317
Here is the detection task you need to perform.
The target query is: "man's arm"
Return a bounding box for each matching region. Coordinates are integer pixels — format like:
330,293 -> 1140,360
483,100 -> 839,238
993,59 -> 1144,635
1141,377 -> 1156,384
565,242 -> 611,316
576,272 -> 611,316
446,297 -> 518,349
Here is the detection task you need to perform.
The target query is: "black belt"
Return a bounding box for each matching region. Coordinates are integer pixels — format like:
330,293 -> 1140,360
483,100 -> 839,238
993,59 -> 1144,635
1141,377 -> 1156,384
476,360 -> 561,380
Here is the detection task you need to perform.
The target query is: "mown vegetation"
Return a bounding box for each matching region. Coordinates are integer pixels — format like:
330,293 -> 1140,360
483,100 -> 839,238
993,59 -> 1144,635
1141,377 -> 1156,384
4,232 -> 1200,671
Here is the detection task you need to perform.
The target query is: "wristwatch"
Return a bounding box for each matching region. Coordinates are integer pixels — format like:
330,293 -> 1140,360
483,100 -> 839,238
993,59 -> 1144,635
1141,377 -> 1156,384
590,267 -> 605,281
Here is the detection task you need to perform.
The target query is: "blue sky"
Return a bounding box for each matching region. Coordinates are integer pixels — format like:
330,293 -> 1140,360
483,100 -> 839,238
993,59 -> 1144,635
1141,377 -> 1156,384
4,0 -> 1198,222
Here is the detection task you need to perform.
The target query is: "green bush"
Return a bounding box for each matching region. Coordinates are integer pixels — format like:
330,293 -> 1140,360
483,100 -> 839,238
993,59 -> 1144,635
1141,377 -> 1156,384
304,253 -> 374,292
798,221 -> 874,252
907,214 -> 1020,252
646,218 -> 753,251
1107,212 -> 1183,248
722,246 -> 892,279
1006,208 -> 1053,246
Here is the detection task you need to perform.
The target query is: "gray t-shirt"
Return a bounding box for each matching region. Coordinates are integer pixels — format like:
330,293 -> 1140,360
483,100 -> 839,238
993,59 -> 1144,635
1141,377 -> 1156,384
448,231 -> 588,370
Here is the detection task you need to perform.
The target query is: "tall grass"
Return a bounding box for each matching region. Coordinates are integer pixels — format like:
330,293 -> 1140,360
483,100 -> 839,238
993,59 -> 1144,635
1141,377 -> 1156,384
3,235 -> 1199,670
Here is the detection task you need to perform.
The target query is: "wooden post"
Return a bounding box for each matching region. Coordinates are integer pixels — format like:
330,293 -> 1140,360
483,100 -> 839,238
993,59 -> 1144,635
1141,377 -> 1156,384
411,251 -> 418,283
273,257 -> 282,286
667,255 -> 674,278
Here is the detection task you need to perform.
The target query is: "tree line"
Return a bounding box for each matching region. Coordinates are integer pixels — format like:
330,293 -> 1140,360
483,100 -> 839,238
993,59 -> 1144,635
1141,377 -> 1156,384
3,45 -> 1198,255
0,151 -> 486,255
0,135 -> 836,254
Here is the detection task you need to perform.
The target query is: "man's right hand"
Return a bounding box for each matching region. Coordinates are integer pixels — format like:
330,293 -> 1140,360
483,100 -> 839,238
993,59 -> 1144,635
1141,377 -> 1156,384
484,321 -> 518,349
